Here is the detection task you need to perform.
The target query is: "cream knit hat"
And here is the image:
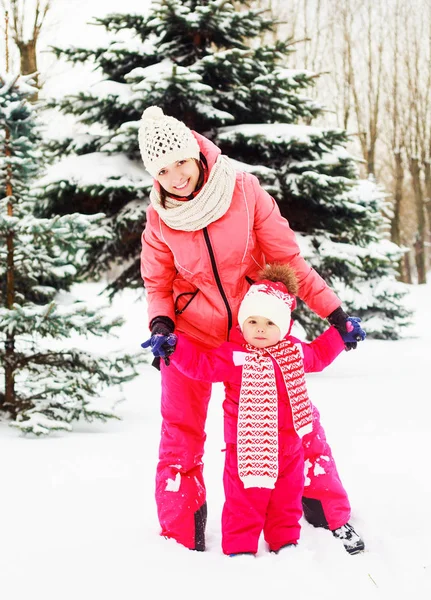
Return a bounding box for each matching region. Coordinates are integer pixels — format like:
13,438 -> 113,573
238,279 -> 297,340
138,106 -> 201,177
238,264 -> 300,341
238,264 -> 299,339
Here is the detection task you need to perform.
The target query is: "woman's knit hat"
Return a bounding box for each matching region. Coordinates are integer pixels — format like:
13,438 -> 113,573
138,106 -> 200,177
238,263 -> 299,340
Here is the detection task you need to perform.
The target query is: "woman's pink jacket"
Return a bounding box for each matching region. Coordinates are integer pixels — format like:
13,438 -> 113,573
141,133 -> 341,348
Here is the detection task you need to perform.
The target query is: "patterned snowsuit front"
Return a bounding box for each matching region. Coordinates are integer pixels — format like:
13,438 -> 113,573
170,327 -> 345,554
141,133 -> 351,550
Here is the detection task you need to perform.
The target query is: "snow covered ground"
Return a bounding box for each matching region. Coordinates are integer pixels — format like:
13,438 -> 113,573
1,278 -> 430,600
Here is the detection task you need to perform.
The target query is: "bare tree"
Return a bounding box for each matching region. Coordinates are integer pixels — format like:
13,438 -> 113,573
2,12 -> 17,407
0,0 -> 52,99
403,7 -> 430,283
383,0 -> 411,281
258,0 -> 388,177
422,2 -> 431,276
258,0 -> 431,283
334,0 -> 387,177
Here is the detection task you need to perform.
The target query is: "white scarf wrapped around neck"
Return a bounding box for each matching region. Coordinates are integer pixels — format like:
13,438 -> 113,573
149,154 -> 236,231
237,339 -> 313,490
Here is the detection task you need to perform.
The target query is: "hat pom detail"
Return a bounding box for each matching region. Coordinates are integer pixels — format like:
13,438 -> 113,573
257,263 -> 299,295
142,106 -> 165,121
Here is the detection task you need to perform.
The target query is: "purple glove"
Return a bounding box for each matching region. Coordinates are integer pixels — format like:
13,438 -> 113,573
328,307 -> 366,351
141,316 -> 176,366
141,334 -> 177,366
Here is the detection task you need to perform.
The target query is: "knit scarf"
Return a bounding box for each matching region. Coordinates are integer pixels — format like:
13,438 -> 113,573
237,339 -> 313,490
149,154 -> 236,231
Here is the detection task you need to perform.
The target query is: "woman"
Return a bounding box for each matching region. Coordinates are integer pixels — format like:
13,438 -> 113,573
139,106 -> 365,554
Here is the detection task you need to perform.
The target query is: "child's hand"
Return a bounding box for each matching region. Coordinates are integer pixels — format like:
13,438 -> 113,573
141,333 -> 178,366
343,318 -> 366,347
328,307 -> 366,351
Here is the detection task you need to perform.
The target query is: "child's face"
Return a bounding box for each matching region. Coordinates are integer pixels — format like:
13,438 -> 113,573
242,316 -> 281,348
156,158 -> 200,196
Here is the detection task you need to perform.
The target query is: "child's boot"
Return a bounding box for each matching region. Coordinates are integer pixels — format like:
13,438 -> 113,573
332,522 -> 365,555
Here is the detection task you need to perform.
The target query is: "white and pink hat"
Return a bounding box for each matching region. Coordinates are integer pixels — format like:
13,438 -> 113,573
238,278 -> 297,340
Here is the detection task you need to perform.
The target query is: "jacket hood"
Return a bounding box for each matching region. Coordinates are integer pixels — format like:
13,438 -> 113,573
192,131 -> 221,172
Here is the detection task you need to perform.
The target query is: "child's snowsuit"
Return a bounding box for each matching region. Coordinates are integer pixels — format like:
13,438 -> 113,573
170,325 -> 345,555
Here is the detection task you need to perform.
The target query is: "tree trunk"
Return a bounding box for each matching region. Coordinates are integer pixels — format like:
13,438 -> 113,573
391,151 -> 410,281
367,144 -> 375,177
424,161 -> 431,273
410,156 -> 427,283
391,152 -> 403,246
3,125 -> 16,409
16,40 -> 39,101
404,249 -> 413,284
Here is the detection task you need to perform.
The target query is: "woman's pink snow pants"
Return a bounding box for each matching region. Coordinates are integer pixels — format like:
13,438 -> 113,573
156,361 -> 351,550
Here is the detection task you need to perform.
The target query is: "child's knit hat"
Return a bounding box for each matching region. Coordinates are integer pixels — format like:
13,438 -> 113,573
238,263 -> 299,340
138,106 -> 200,177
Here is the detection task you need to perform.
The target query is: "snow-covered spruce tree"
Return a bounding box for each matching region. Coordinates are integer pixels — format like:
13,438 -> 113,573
0,72 -> 142,435
43,0 -> 410,338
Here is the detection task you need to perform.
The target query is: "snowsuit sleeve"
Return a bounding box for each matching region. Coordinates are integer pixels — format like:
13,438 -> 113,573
292,326 -> 345,372
170,333 -> 238,383
250,175 -> 341,319
140,207 -> 176,327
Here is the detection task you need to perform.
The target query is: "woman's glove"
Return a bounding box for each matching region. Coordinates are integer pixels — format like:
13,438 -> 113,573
141,334 -> 177,365
141,316 -> 177,366
327,307 -> 366,351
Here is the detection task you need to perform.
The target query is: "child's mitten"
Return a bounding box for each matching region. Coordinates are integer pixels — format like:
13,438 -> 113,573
328,307 -> 366,350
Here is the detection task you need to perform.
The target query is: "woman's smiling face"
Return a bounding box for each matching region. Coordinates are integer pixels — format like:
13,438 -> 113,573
156,159 -> 200,197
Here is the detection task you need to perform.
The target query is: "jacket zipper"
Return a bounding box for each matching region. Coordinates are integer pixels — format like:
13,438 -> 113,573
203,227 -> 233,339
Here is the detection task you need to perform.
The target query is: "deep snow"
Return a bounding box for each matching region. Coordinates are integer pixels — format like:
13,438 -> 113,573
1,279 -> 430,600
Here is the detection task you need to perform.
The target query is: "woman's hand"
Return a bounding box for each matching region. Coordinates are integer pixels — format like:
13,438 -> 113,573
141,333 -> 178,366
141,316 -> 177,365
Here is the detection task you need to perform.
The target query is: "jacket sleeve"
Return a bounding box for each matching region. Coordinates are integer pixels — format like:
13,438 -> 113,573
140,207 -> 176,327
170,334 -> 239,383
250,175 -> 341,318
292,327 -> 345,373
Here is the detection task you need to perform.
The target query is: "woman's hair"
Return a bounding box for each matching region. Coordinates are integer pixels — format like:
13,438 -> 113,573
159,153 -> 208,208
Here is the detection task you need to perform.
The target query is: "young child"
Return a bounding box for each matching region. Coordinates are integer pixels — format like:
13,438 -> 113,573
149,263 -> 350,556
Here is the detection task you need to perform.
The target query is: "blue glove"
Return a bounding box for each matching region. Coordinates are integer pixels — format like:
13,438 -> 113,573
342,317 -> 366,346
141,316 -> 176,366
141,333 -> 178,366
328,307 -> 366,351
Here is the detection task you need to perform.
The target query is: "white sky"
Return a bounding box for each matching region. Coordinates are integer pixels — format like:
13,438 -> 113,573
0,277 -> 430,599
